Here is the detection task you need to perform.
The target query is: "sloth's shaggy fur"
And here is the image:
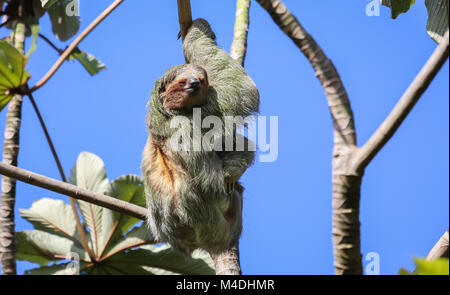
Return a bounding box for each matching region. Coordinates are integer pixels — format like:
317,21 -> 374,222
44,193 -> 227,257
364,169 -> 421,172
142,18 -> 259,254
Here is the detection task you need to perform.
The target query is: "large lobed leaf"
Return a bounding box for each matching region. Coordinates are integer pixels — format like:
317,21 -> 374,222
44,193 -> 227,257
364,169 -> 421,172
47,0 -> 80,41
19,151 -> 214,275
69,152 -> 111,257
101,224 -> 150,260
106,245 -> 215,275
16,230 -> 89,266
99,175 -> 146,254
0,40 -> 31,111
24,261 -> 92,275
425,0 -> 449,43
19,198 -> 83,244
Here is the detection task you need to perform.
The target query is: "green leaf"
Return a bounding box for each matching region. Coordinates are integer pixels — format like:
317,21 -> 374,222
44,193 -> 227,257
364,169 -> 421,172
425,0 -> 449,43
41,0 -> 59,9
85,262 -> 155,275
414,258 -> 449,275
398,268 -> 412,275
107,245 -> 215,275
381,0 -> 416,19
19,198 -> 83,244
69,152 -> 111,257
101,225 -> 150,259
0,40 -> 31,111
47,0 -> 80,41
16,230 -> 88,266
24,261 -> 90,275
69,50 -> 107,76
100,175 -> 146,251
34,0 -> 47,18
24,264 -> 68,275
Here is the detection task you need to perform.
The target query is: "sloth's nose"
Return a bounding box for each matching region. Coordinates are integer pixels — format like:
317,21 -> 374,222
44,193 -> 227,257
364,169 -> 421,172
188,78 -> 200,89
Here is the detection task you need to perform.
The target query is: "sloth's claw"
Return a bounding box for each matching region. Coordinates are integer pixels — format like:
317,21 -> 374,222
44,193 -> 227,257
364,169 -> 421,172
224,177 -> 237,194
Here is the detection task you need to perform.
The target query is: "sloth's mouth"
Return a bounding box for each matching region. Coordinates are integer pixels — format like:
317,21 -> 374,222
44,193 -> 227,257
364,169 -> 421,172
183,86 -> 199,94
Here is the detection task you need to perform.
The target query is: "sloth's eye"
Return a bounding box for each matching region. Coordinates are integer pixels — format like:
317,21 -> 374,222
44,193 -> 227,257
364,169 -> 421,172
179,81 -> 186,87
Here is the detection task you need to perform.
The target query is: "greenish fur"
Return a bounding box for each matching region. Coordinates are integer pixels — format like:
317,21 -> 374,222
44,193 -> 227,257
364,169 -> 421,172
142,19 -> 259,254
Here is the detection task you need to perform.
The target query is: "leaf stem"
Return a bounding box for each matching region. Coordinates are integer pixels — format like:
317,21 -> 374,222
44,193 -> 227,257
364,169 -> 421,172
28,0 -> 124,93
26,89 -> 96,261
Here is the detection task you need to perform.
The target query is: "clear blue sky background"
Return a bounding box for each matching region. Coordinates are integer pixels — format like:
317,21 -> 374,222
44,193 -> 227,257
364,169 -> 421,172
0,0 -> 448,275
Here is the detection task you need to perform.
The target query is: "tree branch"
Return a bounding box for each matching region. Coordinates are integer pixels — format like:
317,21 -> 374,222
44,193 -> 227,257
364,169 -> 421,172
230,0 -> 251,67
28,0 -> 124,93
354,30 -> 449,171
256,0 -> 357,148
207,0 -> 253,276
177,0 -> 192,42
426,230 -> 449,260
0,161 -> 147,220
256,0 -> 362,274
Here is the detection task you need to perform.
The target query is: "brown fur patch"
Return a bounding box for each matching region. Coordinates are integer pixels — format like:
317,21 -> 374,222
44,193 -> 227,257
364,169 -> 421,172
155,146 -> 175,188
142,135 -> 187,202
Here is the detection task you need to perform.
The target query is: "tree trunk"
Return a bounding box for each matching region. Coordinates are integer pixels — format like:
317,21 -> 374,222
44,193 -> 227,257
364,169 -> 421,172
256,0 -> 362,274
0,21 -> 25,275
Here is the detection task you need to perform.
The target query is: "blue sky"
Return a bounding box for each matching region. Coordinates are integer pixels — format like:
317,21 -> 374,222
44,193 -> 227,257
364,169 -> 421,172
0,0 -> 448,275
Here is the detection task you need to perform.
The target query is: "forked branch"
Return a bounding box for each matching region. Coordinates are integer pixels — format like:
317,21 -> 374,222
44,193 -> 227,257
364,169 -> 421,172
354,30 -> 449,171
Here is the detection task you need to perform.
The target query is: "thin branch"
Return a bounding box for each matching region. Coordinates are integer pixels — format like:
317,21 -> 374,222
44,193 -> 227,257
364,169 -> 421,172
0,161 -> 148,220
38,33 -> 63,54
426,230 -> 449,260
177,0 -> 192,42
28,0 -> 124,93
26,89 -> 96,262
355,30 -> 449,171
230,0 -> 251,67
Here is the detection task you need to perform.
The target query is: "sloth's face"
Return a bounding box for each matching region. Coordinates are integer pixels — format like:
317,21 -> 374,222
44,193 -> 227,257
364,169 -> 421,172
161,65 -> 209,114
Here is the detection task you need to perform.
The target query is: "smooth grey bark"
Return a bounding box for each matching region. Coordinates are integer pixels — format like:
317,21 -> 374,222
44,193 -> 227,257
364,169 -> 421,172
426,230 -> 449,260
0,161 -> 147,220
256,0 -> 449,274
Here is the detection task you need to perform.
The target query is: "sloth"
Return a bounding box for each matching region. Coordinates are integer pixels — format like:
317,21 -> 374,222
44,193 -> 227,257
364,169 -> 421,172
142,18 -> 259,254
